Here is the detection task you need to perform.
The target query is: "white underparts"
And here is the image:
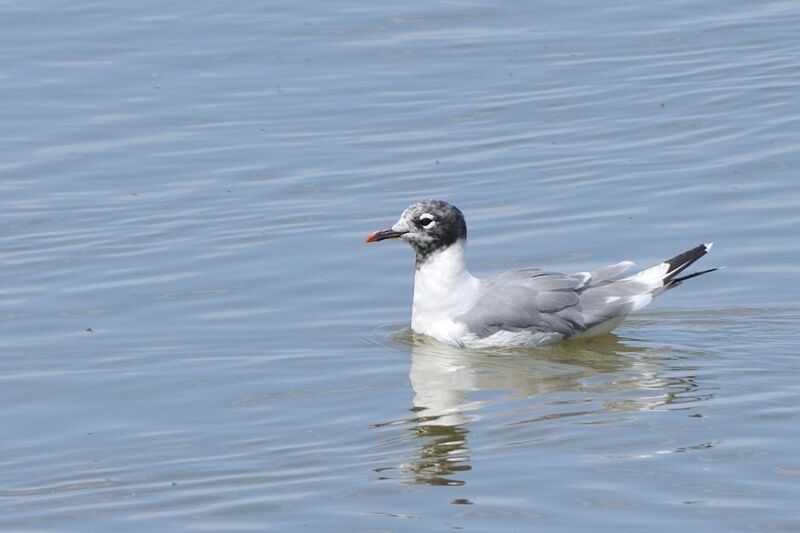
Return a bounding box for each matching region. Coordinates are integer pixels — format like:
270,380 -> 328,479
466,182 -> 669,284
411,239 -> 480,345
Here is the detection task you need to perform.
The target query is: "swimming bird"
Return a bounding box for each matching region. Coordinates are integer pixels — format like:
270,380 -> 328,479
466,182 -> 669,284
366,200 -> 716,348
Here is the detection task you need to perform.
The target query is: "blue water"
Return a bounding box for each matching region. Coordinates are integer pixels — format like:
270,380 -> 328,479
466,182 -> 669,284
2,1 -> 800,531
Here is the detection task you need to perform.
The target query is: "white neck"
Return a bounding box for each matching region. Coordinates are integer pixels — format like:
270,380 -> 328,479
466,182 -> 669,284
411,239 -> 480,332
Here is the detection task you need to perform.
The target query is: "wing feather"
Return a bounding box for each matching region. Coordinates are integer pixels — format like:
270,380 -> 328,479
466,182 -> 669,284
455,246 -> 714,344
456,272 -> 586,338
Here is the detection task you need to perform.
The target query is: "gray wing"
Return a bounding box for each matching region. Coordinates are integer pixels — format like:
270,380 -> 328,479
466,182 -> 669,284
455,270 -> 588,338
456,262 -> 642,339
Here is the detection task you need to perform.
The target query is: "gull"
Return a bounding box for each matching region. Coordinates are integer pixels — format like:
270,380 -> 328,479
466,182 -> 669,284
366,200 -> 716,348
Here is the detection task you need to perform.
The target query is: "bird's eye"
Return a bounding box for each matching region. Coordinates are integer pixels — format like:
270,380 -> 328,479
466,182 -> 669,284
418,214 -> 435,227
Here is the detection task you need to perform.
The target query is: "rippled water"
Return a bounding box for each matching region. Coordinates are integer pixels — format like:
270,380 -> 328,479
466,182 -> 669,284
2,0 -> 800,531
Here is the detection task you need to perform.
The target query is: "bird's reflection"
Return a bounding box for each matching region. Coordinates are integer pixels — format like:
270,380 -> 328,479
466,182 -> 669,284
376,332 -> 690,487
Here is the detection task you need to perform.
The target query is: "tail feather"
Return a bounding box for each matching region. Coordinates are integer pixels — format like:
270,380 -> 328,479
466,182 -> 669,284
579,242 -> 717,328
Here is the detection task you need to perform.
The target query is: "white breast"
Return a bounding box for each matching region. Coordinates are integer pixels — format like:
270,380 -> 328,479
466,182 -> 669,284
410,240 -> 481,345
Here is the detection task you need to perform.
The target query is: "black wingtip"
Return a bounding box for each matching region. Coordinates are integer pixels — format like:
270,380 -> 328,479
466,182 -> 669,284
663,242 -> 713,283
670,267 -> 718,284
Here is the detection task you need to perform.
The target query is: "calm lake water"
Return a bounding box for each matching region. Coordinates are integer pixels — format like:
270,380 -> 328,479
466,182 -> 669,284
2,0 -> 800,531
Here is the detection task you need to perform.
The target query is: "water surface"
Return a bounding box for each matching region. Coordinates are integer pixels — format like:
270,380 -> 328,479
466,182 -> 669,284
2,0 -> 800,531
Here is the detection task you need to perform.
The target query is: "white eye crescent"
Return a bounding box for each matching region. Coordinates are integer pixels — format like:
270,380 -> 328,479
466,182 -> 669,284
418,213 -> 435,227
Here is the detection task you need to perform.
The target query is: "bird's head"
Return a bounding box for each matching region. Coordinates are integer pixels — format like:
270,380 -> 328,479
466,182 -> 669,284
366,199 -> 467,261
